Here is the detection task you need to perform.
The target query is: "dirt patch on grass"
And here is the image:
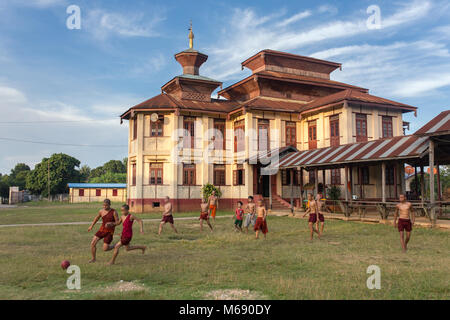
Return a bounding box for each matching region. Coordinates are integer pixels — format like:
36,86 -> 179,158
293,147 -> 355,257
104,281 -> 146,293
205,289 -> 266,300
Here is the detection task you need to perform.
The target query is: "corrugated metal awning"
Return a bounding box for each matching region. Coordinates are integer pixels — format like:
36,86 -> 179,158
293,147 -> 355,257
270,135 -> 430,169
415,110 -> 450,136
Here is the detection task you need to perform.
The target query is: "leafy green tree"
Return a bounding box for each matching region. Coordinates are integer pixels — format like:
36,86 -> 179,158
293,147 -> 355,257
89,159 -> 127,180
79,165 -> 91,182
26,153 -> 81,196
201,183 -> 222,201
90,172 -> 127,183
0,174 -> 11,199
102,160 -> 126,174
10,163 -> 30,190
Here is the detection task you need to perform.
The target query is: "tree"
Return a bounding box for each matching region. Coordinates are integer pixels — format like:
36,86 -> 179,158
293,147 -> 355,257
26,153 -> 81,196
89,159 -> 127,180
200,183 -> 222,201
90,172 -> 126,183
10,163 -> 31,190
102,160 -> 126,174
79,165 -> 91,182
0,174 -> 11,199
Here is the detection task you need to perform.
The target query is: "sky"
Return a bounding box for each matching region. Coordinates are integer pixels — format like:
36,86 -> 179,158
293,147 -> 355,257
0,0 -> 449,174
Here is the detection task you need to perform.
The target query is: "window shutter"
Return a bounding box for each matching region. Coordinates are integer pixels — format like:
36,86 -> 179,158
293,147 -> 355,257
233,170 -> 237,186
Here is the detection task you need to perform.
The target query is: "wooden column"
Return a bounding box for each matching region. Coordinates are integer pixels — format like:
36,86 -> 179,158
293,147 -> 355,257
269,174 -> 272,210
429,139 -> 436,224
314,168 -> 319,196
358,167 -> 363,199
393,164 -> 398,200
344,166 -> 349,201
299,168 -> 304,205
414,166 -> 419,198
400,162 -> 406,195
322,169 -> 326,198
420,165 -> 425,205
349,165 -> 354,202
381,162 -> 386,203
437,163 -> 441,201
290,169 -> 294,213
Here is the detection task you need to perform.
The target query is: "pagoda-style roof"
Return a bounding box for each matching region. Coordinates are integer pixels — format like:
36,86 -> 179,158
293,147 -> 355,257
218,70 -> 368,101
301,89 -> 417,115
120,93 -> 236,120
242,49 -> 342,79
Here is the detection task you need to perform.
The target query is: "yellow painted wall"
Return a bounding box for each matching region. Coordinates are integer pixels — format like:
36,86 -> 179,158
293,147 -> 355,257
127,103 -> 407,210
69,188 -> 127,203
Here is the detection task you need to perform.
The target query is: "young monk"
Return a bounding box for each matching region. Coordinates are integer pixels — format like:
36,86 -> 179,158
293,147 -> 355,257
199,198 -> 213,232
158,196 -> 178,235
243,196 -> 256,234
254,199 -> 268,239
208,190 -> 219,221
108,204 -> 146,265
394,194 -> 415,252
88,199 -> 120,263
234,201 -> 244,232
315,194 -> 325,236
303,193 -> 320,240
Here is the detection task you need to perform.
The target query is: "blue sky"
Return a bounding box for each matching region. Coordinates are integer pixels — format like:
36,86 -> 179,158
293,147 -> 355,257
0,0 -> 449,174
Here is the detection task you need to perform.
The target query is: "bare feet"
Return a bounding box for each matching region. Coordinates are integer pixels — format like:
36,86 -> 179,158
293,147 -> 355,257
107,261 -> 114,265
88,259 -> 96,263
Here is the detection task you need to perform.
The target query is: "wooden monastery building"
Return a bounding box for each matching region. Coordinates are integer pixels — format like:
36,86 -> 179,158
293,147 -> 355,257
120,26 -> 448,215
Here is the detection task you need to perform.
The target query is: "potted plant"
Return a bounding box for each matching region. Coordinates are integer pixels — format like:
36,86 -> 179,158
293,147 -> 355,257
327,185 -> 341,213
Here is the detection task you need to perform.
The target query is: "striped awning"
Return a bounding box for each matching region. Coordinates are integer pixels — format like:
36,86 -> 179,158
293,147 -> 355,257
271,135 -> 430,169
247,145 -> 297,164
415,110 -> 450,136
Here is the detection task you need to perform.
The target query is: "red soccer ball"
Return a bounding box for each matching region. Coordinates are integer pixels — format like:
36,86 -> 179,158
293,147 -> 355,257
61,260 -> 70,270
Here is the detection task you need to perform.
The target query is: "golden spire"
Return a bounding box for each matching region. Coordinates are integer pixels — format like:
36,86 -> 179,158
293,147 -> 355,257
188,20 -> 194,49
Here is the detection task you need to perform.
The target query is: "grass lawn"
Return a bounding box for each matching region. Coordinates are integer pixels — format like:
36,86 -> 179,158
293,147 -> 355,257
1,202 -> 232,225
0,203 -> 448,299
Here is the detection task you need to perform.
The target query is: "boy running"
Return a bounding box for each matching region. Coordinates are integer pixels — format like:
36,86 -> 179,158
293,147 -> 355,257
158,196 -> 178,235
303,193 -> 320,240
254,199 -> 268,239
88,199 -> 120,263
394,194 -> 415,252
108,204 -> 146,265
199,198 -> 213,232
234,201 -> 244,232
243,196 -> 256,234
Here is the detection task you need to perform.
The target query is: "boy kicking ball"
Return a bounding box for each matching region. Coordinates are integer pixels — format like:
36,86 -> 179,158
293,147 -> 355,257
108,204 -> 146,265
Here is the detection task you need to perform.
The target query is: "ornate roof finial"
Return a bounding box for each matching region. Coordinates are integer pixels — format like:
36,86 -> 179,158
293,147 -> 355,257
188,20 -> 194,49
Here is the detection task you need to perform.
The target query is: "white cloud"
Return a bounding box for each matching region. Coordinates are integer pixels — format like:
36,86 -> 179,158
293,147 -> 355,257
2,0 -> 67,8
318,4 -> 338,15
129,53 -> 168,76
392,73 -> 450,97
276,10 -> 311,28
203,1 -> 432,81
0,84 -> 131,173
382,1 -> 432,28
0,86 -> 27,104
86,9 -> 165,40
310,40 -> 450,98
